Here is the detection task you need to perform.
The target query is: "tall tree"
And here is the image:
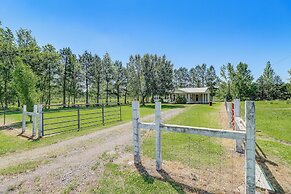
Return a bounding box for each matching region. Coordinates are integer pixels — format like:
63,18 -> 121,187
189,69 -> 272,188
40,44 -> 60,107
59,47 -> 73,107
102,52 -> 113,105
112,60 -> 126,104
173,67 -> 190,88
233,62 -> 255,100
79,51 -> 94,105
206,65 -> 218,100
67,54 -> 81,106
256,61 -> 282,100
127,54 -> 147,105
91,54 -> 103,104
0,24 -> 17,108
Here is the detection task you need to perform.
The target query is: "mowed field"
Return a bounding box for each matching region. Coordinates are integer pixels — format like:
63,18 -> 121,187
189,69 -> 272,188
0,101 -> 290,193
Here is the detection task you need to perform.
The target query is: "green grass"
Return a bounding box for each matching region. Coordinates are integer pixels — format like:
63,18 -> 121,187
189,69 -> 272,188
92,163 -> 181,193
143,103 -> 225,168
257,139 -> 291,165
241,100 -> 291,142
240,100 -> 291,165
0,104 -> 184,156
0,160 -> 47,175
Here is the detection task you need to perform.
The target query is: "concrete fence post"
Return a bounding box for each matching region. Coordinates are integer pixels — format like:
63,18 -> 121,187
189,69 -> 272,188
32,105 -> 37,137
226,102 -> 232,128
245,101 -> 256,194
132,101 -> 141,164
38,104 -> 43,138
22,105 -> 27,133
155,101 -> 162,170
234,99 -> 244,153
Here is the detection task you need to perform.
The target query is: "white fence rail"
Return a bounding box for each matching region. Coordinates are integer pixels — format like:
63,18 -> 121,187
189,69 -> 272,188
132,100 -> 256,194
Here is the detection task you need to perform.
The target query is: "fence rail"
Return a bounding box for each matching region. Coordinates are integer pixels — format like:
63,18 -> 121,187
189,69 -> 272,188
42,103 -> 122,136
133,100 -> 257,194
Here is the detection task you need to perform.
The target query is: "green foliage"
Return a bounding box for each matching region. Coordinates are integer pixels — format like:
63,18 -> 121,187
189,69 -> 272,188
127,54 -> 173,105
218,62 -> 255,100
12,60 -> 38,111
175,95 -> 187,104
256,62 -> 284,100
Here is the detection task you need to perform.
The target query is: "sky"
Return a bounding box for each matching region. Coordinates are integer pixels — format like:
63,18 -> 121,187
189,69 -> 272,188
1,0 -> 291,81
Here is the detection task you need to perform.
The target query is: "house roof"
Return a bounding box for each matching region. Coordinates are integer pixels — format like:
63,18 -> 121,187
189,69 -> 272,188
174,87 -> 209,93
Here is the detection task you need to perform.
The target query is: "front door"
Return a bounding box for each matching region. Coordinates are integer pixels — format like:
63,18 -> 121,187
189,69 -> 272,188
196,95 -> 198,102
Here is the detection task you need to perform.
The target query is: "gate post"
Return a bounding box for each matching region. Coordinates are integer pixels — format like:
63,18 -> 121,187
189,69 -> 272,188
155,101 -> 162,170
245,101 -> 256,194
132,101 -> 141,164
22,105 -> 27,133
38,104 -> 43,138
234,99 -> 244,153
32,105 -> 37,137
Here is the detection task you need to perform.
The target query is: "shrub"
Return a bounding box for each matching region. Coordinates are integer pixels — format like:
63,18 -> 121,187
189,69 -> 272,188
175,95 -> 187,104
12,59 -> 38,112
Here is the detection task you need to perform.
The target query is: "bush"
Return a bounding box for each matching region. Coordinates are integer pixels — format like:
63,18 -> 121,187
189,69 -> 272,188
12,59 -> 38,112
175,95 -> 187,104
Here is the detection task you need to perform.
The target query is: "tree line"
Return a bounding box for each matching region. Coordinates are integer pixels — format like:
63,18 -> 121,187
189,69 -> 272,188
0,22 -> 290,110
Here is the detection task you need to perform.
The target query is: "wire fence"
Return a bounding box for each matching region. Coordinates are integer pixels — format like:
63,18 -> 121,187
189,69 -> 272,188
42,103 -> 122,136
139,110 -> 245,193
0,108 -> 23,130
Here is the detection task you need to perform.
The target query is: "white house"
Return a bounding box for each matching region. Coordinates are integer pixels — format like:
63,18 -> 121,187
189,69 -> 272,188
170,87 -> 210,104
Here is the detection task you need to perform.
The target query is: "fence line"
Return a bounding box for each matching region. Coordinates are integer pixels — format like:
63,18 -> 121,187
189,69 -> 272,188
133,100 -> 256,193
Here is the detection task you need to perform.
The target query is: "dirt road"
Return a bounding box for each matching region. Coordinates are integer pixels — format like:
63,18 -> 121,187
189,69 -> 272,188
0,107 -> 186,193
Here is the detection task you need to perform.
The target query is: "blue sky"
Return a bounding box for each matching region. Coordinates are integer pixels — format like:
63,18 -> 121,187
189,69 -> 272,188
1,0 -> 291,81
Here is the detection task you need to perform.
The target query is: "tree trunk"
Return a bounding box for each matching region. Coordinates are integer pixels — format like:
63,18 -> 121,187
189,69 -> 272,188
117,87 -> 120,104
106,81 -> 109,105
86,77 -> 89,107
4,76 -> 8,109
63,59 -> 67,108
96,81 -> 100,104
124,90 -> 127,104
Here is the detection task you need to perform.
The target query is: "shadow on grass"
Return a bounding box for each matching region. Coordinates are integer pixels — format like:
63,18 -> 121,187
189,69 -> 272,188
256,143 -> 284,193
134,163 -> 213,194
0,122 -> 22,131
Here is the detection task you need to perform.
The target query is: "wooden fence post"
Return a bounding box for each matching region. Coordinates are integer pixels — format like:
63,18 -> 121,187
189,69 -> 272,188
22,105 -> 27,133
38,104 -> 43,138
234,99 -> 244,153
245,101 -> 256,194
32,105 -> 37,137
132,101 -> 141,164
155,101 -> 162,170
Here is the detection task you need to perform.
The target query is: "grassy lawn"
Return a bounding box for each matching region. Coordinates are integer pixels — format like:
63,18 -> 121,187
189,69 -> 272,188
0,104 -> 185,156
94,103 -> 226,192
241,100 -> 291,165
92,163 -> 181,193
143,102 -> 225,168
